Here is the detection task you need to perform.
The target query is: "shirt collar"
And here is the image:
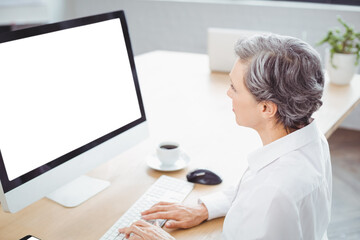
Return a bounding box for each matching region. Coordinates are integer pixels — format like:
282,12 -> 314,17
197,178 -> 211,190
247,119 -> 321,173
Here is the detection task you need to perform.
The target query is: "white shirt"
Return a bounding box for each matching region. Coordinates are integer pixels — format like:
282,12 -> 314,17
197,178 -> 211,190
200,120 -> 332,240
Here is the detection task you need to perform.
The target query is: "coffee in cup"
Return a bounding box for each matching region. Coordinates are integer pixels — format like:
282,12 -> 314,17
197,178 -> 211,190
156,141 -> 180,166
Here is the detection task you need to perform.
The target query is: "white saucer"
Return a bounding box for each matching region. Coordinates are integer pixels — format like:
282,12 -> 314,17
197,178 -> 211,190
146,152 -> 190,172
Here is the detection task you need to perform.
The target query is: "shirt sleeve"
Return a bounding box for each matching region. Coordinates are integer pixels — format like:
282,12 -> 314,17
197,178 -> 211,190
223,185 -> 302,240
198,186 -> 236,220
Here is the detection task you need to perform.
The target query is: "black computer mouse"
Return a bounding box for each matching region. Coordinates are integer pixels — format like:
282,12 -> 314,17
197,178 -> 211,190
186,169 -> 222,185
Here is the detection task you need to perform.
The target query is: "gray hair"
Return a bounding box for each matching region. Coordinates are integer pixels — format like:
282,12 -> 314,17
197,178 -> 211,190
235,34 -> 324,130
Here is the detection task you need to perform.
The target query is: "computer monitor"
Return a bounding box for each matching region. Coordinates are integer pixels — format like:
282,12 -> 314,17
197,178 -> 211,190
0,10 -> 148,213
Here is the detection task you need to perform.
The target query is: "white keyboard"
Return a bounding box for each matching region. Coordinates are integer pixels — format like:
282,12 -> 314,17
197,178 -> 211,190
99,175 -> 194,240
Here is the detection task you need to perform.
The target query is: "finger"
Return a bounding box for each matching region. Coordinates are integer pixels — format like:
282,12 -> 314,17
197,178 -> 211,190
118,227 -> 133,239
164,220 -> 180,229
118,227 -> 130,238
157,201 -> 175,205
128,234 -> 143,240
119,224 -> 146,238
142,211 -> 177,221
132,219 -> 153,227
141,202 -> 175,215
119,220 -> 149,238
142,205 -> 171,216
165,220 -> 192,229
164,220 -> 175,229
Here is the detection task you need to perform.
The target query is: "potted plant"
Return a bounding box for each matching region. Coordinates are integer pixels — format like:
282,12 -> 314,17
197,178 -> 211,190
317,17 -> 360,85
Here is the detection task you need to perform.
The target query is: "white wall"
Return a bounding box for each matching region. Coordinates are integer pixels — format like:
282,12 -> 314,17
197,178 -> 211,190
60,0 -> 360,130
42,0 -> 66,22
0,0 -> 48,25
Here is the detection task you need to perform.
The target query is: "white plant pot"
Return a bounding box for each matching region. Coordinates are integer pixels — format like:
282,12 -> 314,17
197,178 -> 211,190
325,50 -> 359,85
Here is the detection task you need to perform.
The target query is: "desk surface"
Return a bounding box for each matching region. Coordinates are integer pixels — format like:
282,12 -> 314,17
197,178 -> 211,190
1,51 -> 360,240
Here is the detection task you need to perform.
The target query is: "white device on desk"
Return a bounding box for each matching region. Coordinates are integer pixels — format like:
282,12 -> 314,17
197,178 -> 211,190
208,28 -> 268,72
0,11 -> 148,213
100,175 -> 194,240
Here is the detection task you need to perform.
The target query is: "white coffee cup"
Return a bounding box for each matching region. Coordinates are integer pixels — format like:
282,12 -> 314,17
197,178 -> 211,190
156,141 -> 180,166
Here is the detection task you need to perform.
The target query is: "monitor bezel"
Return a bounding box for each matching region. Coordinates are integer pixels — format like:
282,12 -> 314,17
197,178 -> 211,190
0,10 -> 146,193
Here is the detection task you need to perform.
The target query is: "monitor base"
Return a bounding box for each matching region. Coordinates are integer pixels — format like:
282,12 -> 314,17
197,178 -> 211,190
46,175 -> 110,208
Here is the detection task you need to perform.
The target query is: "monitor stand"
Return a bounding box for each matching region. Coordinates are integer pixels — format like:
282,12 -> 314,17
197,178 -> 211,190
46,175 -> 110,207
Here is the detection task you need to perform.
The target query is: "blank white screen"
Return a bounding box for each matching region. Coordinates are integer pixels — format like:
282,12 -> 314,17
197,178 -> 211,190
0,19 -> 141,181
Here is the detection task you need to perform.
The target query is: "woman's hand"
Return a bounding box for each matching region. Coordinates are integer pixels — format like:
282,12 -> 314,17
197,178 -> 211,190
119,220 -> 175,240
141,201 -> 209,229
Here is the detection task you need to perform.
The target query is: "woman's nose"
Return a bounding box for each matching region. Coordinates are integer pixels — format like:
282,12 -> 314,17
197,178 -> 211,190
226,88 -> 231,98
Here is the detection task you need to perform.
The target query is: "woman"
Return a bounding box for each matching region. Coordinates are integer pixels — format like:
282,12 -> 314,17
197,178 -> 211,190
119,34 -> 332,240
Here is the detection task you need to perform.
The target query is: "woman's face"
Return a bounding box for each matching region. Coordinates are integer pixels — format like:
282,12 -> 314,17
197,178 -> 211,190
227,60 -> 262,129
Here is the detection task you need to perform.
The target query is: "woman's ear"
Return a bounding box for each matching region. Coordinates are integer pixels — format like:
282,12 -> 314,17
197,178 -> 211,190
259,101 -> 278,119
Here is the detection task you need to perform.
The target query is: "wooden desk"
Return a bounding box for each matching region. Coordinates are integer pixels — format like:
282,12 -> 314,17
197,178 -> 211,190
1,51 -> 359,240
316,72 -> 360,138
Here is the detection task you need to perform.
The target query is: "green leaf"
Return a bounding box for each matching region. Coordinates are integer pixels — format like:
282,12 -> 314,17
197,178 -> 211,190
318,16 -> 359,66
